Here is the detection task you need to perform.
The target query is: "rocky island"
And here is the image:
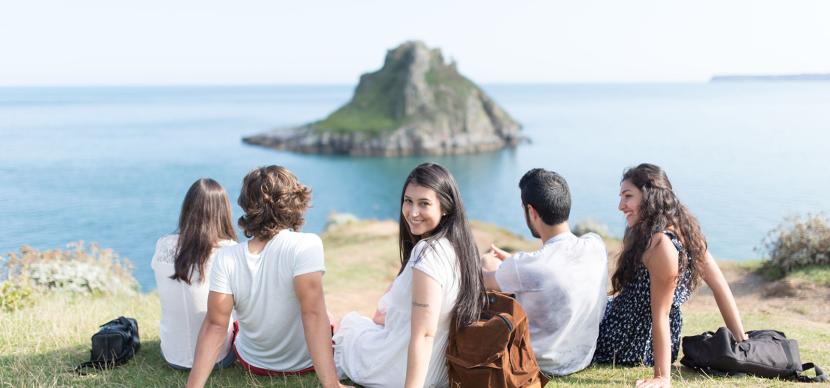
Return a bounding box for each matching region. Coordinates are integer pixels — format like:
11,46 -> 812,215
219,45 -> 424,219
243,41 -> 523,156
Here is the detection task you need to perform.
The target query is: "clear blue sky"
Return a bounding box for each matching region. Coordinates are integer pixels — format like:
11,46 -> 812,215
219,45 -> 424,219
2,0 -> 829,85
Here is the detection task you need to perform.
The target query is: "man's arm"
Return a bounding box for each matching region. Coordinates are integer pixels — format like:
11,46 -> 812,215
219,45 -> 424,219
187,291 -> 233,388
481,251 -> 502,291
294,271 -> 344,388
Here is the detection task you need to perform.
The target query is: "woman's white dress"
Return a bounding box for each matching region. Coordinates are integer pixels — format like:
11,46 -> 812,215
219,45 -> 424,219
333,238 -> 460,388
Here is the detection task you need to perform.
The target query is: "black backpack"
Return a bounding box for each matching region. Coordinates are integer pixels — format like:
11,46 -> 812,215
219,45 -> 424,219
680,327 -> 826,383
74,316 -> 140,373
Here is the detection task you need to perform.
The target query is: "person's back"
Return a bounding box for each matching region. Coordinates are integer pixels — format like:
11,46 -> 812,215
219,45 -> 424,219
495,231 -> 607,375
481,168 -> 608,377
151,234 -> 236,368
210,229 -> 325,370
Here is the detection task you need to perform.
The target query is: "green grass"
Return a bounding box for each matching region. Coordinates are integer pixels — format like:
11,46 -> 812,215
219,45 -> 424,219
3,293 -> 826,387
0,292 -> 320,387
740,259 -> 830,286
3,222 -> 828,387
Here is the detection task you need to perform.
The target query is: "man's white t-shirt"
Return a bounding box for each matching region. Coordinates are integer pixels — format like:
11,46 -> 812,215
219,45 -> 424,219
495,232 -> 608,376
150,234 -> 236,368
210,229 -> 326,371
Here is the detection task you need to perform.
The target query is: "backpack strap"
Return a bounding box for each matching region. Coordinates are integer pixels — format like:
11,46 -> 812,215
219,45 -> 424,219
796,363 -> 827,383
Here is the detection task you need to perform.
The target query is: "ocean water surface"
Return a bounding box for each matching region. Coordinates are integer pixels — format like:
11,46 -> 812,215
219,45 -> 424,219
2,83 -> 829,290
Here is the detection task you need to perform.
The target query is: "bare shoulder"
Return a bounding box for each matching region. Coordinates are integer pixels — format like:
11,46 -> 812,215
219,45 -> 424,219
643,232 -> 680,276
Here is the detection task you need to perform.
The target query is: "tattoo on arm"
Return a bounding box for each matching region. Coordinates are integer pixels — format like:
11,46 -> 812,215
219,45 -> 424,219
412,302 -> 429,308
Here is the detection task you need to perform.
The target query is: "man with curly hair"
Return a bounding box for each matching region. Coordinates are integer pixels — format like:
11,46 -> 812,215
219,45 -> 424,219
188,166 -> 348,388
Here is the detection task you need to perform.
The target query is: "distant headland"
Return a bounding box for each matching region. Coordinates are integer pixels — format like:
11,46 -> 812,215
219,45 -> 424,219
243,41 -> 524,156
710,73 -> 830,82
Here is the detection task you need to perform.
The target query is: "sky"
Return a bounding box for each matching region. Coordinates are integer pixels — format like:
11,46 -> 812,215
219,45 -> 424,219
1,0 -> 829,86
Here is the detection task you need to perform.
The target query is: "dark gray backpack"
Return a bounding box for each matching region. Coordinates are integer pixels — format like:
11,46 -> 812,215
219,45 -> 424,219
74,316 -> 140,374
680,327 -> 826,383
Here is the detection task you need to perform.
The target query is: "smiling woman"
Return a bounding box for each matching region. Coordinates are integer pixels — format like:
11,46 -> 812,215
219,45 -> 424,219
402,184 -> 444,236
593,163 -> 747,388
333,163 -> 485,388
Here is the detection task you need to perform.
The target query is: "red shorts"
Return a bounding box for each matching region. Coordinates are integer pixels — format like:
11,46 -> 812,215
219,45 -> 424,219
231,320 -> 334,377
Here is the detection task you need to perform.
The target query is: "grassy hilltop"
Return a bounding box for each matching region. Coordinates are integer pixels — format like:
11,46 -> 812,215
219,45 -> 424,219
1,220 -> 828,387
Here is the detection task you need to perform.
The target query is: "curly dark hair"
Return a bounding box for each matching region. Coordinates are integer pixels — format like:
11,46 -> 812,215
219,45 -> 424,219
237,165 -> 311,239
611,163 -> 707,295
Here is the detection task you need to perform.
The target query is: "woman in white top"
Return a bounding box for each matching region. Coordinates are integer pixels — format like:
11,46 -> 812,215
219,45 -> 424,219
334,162 -> 487,388
187,166 -> 348,388
150,178 -> 237,370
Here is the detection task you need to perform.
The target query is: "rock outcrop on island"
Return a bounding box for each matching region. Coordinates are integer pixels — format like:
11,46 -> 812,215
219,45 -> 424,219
243,41 -> 523,156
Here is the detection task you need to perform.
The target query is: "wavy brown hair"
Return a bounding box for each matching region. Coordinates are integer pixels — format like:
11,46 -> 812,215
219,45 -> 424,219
170,178 -> 237,285
611,163 -> 706,295
238,165 -> 311,239
398,163 -> 486,329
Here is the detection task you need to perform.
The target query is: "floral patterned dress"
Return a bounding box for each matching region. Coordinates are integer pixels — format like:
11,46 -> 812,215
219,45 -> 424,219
592,231 -> 693,366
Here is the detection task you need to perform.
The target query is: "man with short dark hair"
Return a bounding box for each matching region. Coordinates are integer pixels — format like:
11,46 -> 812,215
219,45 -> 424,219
482,168 -> 608,376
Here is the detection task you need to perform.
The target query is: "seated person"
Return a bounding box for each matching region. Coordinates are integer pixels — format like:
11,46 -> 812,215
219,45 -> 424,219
187,166 -> 346,388
334,163 -> 487,388
593,163 -> 746,388
481,168 -> 608,376
151,178 -> 237,370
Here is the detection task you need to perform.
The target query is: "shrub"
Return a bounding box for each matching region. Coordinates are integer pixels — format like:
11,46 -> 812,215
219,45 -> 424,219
3,242 -> 139,299
0,281 -> 34,312
761,213 -> 830,274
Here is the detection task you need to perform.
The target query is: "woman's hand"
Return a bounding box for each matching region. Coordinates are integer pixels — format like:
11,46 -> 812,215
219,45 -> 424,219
371,308 -> 386,326
635,376 -> 671,388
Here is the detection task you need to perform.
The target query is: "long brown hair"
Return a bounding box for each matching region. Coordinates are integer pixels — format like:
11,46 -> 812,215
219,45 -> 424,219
611,163 -> 706,294
398,163 -> 486,328
170,178 -> 237,284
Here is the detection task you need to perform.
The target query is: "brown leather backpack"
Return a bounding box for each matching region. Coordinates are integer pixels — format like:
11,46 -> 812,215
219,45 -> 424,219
446,291 -> 549,388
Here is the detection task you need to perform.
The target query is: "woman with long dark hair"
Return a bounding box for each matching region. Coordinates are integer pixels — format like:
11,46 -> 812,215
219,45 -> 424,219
151,178 -> 237,370
334,162 -> 486,388
593,163 -> 746,387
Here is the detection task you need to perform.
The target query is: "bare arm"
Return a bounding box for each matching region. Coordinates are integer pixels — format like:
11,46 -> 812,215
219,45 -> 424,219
187,291 -> 233,388
294,271 -> 343,388
639,234 -> 679,387
405,269 -> 443,388
700,251 -> 747,341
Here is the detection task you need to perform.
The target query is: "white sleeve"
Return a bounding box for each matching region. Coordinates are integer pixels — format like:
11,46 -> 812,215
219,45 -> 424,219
495,252 -> 526,293
412,241 -> 450,288
293,234 -> 326,277
209,249 -> 233,295
150,237 -> 163,270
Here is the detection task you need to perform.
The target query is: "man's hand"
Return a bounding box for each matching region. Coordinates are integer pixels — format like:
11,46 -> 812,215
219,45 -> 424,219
481,251 -> 503,272
489,244 -> 511,260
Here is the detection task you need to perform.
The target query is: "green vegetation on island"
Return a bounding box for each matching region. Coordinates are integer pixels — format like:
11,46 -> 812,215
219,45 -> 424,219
243,41 -> 523,156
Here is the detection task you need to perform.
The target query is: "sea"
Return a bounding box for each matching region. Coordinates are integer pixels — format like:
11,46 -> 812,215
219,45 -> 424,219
2,83 -> 829,291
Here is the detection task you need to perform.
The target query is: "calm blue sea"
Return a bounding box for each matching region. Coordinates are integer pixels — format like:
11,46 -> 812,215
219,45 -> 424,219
2,83 -> 829,290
